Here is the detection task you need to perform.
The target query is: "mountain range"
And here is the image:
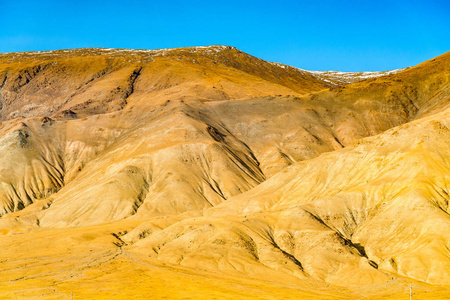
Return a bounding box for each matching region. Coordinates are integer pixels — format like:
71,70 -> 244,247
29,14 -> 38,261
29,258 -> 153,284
0,46 -> 449,299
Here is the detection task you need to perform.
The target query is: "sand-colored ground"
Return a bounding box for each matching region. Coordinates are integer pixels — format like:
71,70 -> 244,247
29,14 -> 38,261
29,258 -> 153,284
0,46 -> 449,298
1,221 -> 448,299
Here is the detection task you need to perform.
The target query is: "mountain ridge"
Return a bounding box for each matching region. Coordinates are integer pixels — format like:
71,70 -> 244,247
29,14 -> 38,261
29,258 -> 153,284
0,46 -> 449,299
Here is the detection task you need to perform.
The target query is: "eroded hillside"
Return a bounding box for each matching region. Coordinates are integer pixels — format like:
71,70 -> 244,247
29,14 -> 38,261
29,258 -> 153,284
0,46 -> 449,299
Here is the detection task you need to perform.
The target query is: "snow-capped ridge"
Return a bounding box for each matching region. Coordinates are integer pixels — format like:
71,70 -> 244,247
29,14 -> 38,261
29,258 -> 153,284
265,60 -> 408,85
305,68 -> 408,85
0,45 -> 243,65
0,45 -> 408,86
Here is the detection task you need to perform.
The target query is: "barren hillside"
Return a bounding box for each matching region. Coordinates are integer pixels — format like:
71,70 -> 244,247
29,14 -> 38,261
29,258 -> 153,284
0,46 -> 449,299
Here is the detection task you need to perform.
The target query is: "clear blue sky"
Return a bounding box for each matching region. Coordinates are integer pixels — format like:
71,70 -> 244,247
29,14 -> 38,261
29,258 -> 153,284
1,0 -> 449,71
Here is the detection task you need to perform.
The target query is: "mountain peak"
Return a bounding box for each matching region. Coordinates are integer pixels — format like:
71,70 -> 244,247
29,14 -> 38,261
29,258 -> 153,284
0,48 -> 449,299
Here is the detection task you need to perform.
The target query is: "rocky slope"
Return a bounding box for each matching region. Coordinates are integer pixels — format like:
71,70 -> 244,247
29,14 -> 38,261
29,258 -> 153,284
0,46 -> 449,298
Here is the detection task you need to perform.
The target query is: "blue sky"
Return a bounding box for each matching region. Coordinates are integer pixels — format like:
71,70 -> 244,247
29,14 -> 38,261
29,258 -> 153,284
1,0 -> 449,71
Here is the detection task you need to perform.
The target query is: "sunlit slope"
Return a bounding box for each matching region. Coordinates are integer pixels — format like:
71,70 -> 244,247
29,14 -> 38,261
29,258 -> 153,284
202,51 -> 450,176
0,48 -> 448,224
0,46 -> 330,121
0,103 -> 265,227
258,51 -> 449,119
133,107 -> 450,285
0,220 -> 376,300
0,47 -> 449,298
304,51 -> 450,143
0,46 -> 328,220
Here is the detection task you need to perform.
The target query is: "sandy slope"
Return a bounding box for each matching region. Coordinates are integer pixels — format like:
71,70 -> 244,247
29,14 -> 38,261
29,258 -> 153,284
0,46 -> 449,298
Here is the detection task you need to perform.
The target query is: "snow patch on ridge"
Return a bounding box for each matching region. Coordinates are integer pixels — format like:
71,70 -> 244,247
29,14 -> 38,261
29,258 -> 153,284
0,46 -> 408,86
306,68 -> 408,85
266,60 -> 407,85
0,46 -> 236,64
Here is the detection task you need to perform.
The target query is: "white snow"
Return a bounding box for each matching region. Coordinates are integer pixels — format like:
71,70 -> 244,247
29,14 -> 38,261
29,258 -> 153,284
304,68 -> 407,85
0,45 -> 235,64
0,46 -> 408,86
265,60 -> 407,85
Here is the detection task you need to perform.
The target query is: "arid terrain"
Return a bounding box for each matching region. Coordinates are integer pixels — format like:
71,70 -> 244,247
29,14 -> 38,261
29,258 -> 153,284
0,46 -> 449,299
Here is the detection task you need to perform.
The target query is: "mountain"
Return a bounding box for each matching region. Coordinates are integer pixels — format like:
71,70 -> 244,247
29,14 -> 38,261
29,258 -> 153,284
0,46 -> 449,299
